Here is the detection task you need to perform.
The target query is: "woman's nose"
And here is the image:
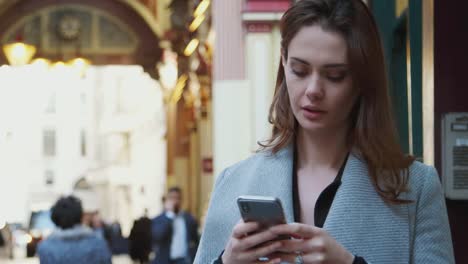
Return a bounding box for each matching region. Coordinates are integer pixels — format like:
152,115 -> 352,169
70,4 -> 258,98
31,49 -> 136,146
305,74 -> 324,100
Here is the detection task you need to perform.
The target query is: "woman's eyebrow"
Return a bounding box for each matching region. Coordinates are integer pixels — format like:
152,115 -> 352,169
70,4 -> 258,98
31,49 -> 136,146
290,57 -> 310,65
290,57 -> 347,69
323,64 -> 348,69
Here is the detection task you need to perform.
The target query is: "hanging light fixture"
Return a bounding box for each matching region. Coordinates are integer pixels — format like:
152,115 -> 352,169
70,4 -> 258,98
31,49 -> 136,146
194,0 -> 210,17
67,57 -> 91,77
2,35 -> 37,66
30,58 -> 51,69
30,47 -> 51,69
189,14 -> 206,32
184,39 -> 199,56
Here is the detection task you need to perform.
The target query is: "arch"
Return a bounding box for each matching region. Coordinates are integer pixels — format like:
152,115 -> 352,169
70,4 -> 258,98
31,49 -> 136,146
0,0 -> 162,37
0,0 -> 162,76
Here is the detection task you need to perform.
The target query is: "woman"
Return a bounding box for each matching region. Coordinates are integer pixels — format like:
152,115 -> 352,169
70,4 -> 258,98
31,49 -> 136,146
195,0 -> 454,263
37,196 -> 112,264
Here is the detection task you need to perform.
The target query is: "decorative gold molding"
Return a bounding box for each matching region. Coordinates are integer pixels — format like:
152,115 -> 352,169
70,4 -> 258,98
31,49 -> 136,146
115,0 -> 162,37
395,0 -> 409,17
2,4 -> 140,54
0,0 -> 162,37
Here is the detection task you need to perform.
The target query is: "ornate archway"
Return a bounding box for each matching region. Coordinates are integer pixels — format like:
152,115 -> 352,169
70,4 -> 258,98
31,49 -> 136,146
0,0 -> 162,77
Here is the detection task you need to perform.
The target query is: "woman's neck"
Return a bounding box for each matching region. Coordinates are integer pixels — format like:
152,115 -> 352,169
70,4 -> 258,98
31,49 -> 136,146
296,127 -> 349,170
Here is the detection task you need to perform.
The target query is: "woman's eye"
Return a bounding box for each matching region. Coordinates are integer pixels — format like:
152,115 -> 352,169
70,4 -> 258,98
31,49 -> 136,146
327,72 -> 347,82
291,69 -> 307,77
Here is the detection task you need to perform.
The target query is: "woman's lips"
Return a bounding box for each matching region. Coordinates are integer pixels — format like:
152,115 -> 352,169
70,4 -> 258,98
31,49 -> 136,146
302,107 -> 326,120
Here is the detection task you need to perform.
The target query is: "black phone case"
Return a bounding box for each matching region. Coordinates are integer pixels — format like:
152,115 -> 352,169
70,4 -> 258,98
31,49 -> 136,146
237,196 -> 286,228
237,196 -> 290,244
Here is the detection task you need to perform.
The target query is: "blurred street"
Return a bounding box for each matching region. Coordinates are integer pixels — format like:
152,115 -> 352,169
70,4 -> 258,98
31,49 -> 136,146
0,247 -> 132,264
0,254 -> 132,264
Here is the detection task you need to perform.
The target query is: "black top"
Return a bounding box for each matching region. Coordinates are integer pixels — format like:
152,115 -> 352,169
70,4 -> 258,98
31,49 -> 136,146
292,152 -> 347,226
292,152 -> 366,264
215,153 -> 367,264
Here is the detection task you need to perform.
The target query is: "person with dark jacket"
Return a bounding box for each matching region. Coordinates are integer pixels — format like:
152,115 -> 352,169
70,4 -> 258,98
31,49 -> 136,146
152,187 -> 199,264
37,196 -> 112,264
129,210 -> 152,263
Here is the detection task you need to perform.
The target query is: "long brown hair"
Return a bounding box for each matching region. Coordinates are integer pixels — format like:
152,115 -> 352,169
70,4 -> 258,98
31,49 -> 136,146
260,0 -> 415,204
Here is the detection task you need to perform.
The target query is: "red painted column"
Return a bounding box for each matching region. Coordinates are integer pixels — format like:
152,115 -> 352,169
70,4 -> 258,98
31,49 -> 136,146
243,0 -> 291,33
244,0 -> 291,12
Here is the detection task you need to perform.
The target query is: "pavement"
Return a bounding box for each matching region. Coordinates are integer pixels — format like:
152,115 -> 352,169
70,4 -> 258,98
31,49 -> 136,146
0,249 -> 133,264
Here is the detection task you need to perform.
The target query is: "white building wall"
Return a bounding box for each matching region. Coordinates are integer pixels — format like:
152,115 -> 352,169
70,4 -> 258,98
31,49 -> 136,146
0,65 -> 167,229
0,65 -> 91,225
246,29 -> 281,149
90,66 -> 166,231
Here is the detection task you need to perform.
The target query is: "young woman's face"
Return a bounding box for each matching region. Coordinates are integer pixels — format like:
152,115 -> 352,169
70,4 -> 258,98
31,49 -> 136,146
283,25 -> 357,135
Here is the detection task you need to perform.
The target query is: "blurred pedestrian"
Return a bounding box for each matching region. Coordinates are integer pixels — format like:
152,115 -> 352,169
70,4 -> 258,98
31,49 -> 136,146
129,209 -> 152,264
0,227 -> 4,247
37,196 -> 112,264
90,211 -> 113,249
152,187 -> 199,264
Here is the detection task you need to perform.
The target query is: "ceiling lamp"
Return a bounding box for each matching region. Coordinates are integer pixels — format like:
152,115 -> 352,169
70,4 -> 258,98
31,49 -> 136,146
30,58 -> 51,69
68,57 -> 91,77
2,38 -> 36,66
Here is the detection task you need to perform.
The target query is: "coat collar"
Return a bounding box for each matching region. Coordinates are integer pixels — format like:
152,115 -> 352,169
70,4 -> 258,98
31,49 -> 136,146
48,225 -> 94,240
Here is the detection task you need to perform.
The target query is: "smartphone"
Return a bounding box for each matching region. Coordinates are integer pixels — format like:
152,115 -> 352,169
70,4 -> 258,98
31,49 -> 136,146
237,195 -> 288,239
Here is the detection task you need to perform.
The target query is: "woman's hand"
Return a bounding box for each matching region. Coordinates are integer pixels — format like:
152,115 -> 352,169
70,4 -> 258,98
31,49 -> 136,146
221,220 -> 283,264
268,223 -> 354,264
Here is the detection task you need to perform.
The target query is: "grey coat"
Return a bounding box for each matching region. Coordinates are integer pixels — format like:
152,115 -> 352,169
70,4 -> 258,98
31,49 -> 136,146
194,146 -> 454,264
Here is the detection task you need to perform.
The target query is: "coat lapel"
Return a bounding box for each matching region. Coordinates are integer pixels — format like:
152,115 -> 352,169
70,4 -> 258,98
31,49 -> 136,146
323,153 -> 410,263
245,145 -> 295,224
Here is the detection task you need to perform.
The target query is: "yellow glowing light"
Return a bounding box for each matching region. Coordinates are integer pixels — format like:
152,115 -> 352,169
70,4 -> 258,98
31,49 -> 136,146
25,234 -> 33,244
2,42 -> 36,66
51,61 -> 66,70
68,57 -> 90,69
189,14 -> 206,32
194,0 -> 210,17
31,58 -> 51,69
184,39 -> 199,57
170,74 -> 188,104
159,62 -> 178,90
67,57 -> 91,76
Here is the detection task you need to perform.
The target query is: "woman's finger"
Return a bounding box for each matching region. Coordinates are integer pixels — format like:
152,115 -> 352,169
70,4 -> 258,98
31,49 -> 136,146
238,228 -> 281,250
267,258 -> 282,264
270,223 -> 319,239
275,238 -> 307,253
303,252 -> 326,264
243,240 -> 282,261
267,252 -> 295,263
269,251 -> 327,264
232,221 -> 260,239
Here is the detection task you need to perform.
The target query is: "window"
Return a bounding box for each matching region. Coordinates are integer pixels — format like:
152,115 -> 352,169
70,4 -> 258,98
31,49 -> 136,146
43,129 -> 56,156
45,170 -> 54,185
80,130 -> 87,156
